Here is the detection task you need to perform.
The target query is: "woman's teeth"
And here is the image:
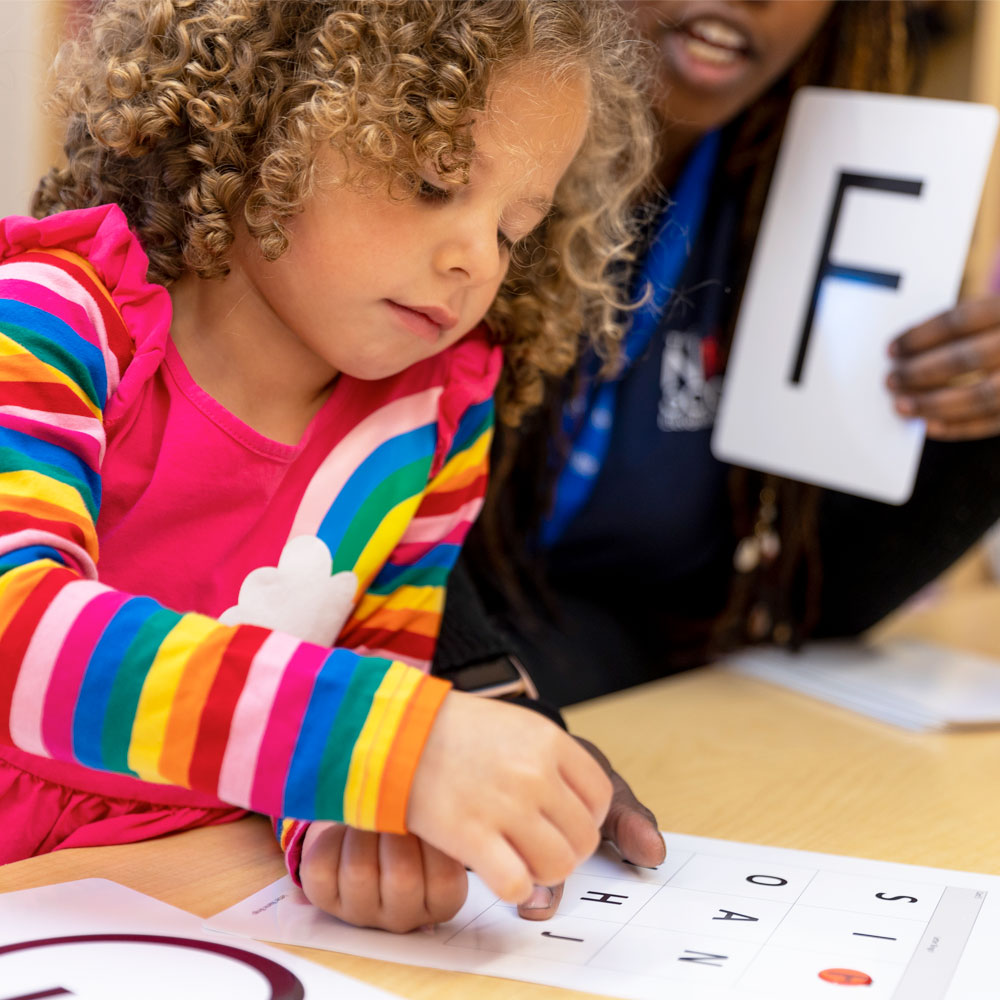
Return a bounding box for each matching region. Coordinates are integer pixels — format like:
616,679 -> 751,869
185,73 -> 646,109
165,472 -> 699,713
682,17 -> 749,64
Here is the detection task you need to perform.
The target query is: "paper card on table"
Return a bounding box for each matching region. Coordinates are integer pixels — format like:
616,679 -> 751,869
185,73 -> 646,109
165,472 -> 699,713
711,87 -> 998,503
205,832 -> 1000,1000
0,878 -> 399,999
723,637 -> 1000,731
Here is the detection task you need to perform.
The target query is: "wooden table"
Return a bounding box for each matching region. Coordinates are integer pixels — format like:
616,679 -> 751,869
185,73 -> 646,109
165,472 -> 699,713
4,583 -> 1000,998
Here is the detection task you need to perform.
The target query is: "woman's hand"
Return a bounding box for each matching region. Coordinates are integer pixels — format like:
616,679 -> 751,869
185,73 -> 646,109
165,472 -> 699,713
299,821 -> 468,933
887,297 -> 1000,440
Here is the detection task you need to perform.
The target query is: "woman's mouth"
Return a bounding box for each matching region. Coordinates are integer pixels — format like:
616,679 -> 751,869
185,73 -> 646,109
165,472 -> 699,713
664,14 -> 755,86
680,16 -> 751,65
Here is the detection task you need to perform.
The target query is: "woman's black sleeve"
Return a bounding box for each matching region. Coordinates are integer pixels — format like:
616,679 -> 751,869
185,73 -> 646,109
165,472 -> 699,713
432,555 -> 568,729
814,434 -> 1000,637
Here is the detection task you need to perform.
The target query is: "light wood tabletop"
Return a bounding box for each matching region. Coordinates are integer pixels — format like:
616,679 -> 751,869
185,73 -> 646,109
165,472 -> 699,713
4,578 -> 1000,998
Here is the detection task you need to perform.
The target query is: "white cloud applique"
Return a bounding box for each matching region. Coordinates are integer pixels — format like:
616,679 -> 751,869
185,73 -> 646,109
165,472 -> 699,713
219,535 -> 358,647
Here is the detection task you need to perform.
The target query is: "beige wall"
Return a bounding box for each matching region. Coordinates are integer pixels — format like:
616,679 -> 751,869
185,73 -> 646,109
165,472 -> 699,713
0,0 -> 65,218
968,0 -> 1000,294
918,1 -> 1000,294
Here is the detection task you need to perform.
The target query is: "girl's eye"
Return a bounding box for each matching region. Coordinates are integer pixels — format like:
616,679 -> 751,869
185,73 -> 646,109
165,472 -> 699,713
417,178 -> 451,203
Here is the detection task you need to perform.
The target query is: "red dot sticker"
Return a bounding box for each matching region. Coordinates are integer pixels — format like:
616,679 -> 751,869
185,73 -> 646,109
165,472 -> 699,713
819,968 -> 873,986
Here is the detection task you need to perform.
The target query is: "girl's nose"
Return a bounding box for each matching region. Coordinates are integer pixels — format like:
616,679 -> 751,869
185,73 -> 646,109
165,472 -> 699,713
433,219 -> 504,285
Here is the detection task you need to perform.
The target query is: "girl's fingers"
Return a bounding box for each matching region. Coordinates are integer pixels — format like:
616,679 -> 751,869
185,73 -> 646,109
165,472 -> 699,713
473,833 -> 534,904
337,826 -> 382,926
310,829 -> 464,932
419,839 -> 468,923
506,814 -> 579,887
558,741 -> 614,826
298,821 -> 347,913
377,833 -> 430,933
888,328 -> 1000,391
543,783 -> 606,862
892,298 -> 1000,356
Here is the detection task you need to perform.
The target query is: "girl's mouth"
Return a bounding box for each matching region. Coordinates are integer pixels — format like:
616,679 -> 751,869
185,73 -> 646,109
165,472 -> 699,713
385,299 -> 445,344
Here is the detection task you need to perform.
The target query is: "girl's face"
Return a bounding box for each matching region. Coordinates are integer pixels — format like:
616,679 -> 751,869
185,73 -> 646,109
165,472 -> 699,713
626,1 -> 834,137
228,63 -> 590,386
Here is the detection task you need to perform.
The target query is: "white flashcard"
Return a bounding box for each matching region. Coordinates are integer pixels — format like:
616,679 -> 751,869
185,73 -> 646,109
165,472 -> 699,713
724,637 -> 1000,732
711,88 -> 998,503
205,832 -> 1000,1000
0,878 -> 400,1000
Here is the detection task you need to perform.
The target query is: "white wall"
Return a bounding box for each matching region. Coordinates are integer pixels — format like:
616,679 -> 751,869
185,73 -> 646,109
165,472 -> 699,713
0,0 -> 62,218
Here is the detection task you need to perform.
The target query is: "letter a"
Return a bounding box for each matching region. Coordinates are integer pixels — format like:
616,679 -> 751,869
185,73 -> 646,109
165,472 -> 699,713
713,909 -> 759,922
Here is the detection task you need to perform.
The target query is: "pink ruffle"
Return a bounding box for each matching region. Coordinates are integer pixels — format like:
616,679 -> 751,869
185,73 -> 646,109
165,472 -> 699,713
431,323 -> 502,477
0,754 -> 246,863
0,205 -> 172,425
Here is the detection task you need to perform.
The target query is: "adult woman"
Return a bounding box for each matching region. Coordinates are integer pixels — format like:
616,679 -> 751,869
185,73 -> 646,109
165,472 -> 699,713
437,0 -> 1000,708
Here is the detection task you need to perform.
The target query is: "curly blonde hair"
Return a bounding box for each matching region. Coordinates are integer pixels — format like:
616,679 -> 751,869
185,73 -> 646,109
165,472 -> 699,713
33,0 -> 655,424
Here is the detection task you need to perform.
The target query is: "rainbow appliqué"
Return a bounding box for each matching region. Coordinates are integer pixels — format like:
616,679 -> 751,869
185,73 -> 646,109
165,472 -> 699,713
0,205 -> 498,834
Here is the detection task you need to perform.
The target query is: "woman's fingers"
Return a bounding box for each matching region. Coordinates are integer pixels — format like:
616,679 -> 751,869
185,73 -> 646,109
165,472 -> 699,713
925,413 -> 1000,441
891,298 -> 1000,357
888,298 -> 1000,440
889,327 -> 1000,391
893,370 -> 1000,427
517,881 -> 566,921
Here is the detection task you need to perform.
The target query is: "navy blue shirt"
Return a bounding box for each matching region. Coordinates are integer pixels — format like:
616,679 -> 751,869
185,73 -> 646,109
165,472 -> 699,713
548,181 -> 739,591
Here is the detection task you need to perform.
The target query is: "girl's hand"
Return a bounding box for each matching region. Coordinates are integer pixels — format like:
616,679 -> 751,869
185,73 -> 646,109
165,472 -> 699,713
299,822 -> 468,933
516,736 -> 666,921
406,691 -> 613,905
887,297 -> 1000,440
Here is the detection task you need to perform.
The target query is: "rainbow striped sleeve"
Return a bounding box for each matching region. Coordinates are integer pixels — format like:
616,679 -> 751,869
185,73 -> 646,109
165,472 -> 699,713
0,247 -> 451,832
276,394 -> 494,871
339,396 -> 494,669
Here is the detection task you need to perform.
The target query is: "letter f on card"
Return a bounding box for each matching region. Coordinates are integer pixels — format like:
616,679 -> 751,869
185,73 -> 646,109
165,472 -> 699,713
790,171 -> 923,385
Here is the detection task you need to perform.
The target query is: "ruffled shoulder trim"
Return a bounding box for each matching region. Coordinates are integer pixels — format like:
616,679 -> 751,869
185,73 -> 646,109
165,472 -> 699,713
0,205 -> 171,424
430,323 -> 501,477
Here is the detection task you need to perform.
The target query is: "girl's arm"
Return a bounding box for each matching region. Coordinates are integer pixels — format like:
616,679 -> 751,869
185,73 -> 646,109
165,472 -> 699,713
0,240 -> 449,832
0,216 -> 611,904
275,401 -> 496,874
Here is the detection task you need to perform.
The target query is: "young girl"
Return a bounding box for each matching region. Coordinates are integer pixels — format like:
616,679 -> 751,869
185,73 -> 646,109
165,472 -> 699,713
0,0 -> 654,926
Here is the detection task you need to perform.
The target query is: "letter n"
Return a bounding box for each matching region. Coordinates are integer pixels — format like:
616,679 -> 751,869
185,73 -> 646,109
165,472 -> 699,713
678,949 -> 728,967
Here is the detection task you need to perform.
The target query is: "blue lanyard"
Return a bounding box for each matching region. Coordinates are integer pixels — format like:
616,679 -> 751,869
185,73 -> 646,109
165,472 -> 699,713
540,130 -> 721,547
